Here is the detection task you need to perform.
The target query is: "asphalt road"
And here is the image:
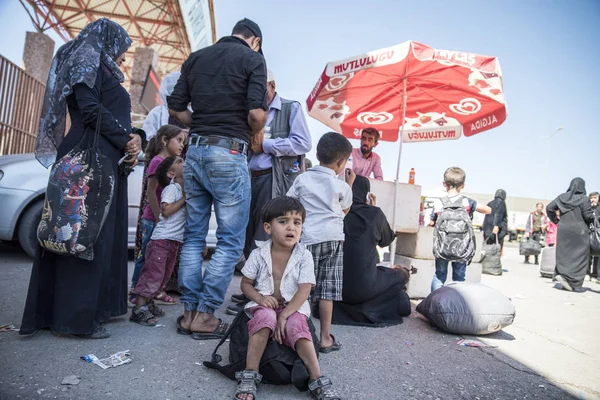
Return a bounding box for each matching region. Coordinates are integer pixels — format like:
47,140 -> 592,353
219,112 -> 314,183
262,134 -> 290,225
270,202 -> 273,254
0,242 -> 597,400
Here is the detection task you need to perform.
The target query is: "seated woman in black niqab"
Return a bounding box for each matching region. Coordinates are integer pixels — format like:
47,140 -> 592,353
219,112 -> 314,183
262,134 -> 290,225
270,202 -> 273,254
547,178 -> 595,292
328,175 -> 411,327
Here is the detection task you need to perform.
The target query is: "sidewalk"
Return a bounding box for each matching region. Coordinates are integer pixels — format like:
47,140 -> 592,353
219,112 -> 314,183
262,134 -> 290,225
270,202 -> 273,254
0,243 -> 592,399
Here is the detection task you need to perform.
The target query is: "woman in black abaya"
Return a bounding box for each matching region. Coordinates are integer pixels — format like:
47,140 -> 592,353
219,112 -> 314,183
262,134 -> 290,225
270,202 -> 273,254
483,189 -> 508,252
330,175 -> 411,327
20,19 -> 143,339
547,178 -> 595,291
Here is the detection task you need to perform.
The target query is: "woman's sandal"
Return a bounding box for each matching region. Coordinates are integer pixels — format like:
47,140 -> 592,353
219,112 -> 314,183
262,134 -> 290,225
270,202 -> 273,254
147,301 -> 165,317
309,376 -> 342,400
319,334 -> 342,354
234,370 -> 262,400
130,305 -> 159,326
154,291 -> 177,305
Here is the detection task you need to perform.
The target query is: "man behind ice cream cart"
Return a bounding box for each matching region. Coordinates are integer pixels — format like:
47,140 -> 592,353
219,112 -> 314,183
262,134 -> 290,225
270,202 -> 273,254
351,128 -> 383,181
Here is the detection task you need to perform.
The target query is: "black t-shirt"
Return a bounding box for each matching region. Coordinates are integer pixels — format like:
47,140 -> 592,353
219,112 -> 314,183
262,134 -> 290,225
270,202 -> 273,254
167,36 -> 268,144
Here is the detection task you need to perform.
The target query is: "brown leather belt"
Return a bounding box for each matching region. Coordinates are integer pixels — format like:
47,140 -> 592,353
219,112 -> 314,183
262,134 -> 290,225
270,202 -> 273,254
251,168 -> 272,178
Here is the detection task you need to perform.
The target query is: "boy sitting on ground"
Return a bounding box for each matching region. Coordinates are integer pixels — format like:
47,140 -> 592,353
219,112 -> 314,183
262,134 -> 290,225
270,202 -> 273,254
235,197 -> 342,400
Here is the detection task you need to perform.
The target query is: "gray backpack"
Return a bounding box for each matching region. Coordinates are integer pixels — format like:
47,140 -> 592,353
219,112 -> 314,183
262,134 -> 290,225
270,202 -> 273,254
433,196 -> 475,262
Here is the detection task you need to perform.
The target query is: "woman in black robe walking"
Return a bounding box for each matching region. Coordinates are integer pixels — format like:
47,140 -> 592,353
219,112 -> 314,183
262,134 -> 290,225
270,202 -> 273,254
330,175 -> 411,327
20,19 -> 144,339
547,178 -> 595,291
483,189 -> 508,252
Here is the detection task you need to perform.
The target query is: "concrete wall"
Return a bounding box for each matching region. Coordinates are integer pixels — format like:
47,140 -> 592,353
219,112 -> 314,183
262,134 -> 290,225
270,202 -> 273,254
22,31 -> 55,84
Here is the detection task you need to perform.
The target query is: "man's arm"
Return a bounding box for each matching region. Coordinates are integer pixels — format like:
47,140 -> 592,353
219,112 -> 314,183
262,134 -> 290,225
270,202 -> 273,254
167,60 -> 193,126
246,55 -> 268,137
261,102 -> 312,156
372,154 -> 384,180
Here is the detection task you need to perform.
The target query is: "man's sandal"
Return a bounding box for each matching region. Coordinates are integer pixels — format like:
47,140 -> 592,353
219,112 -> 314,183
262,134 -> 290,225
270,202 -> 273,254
130,305 -> 158,326
309,376 -> 342,400
234,370 -> 262,400
191,318 -> 229,340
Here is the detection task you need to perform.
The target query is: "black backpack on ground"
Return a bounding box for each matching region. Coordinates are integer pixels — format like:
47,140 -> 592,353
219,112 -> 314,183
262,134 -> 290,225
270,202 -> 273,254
203,310 -> 320,392
433,196 -> 476,262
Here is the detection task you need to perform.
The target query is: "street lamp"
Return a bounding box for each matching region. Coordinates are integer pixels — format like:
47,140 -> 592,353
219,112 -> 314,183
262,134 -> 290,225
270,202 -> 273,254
542,126 -> 564,200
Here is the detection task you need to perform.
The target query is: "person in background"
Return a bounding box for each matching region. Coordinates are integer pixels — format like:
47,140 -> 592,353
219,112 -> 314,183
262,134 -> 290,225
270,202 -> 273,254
137,72 -> 190,295
287,132 -> 355,353
129,125 -> 186,306
589,191 -> 599,282
524,203 -> 548,264
429,167 -> 491,292
168,18 -> 267,339
482,189 -> 508,254
228,69 -> 312,315
351,128 -> 383,180
21,18 -> 143,339
130,156 -> 186,325
547,178 -> 595,291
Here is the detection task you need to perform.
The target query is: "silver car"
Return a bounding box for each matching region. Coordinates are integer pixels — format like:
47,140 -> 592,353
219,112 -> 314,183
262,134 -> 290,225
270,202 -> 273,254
0,153 -> 217,257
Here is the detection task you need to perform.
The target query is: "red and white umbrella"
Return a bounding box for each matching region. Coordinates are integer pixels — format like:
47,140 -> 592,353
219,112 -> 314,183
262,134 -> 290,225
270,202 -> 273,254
306,40 -> 507,181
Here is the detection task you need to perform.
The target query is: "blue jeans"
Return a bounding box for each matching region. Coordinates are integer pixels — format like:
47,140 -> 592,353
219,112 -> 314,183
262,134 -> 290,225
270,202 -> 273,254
431,259 -> 467,292
178,143 -> 251,313
131,218 -> 156,295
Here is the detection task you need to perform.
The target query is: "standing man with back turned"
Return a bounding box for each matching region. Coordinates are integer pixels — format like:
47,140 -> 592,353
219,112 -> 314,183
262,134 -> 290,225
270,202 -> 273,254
168,18 -> 268,339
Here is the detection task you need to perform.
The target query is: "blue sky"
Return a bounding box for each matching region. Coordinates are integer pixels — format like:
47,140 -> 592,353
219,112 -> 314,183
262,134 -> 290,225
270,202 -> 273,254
1,0 -> 599,200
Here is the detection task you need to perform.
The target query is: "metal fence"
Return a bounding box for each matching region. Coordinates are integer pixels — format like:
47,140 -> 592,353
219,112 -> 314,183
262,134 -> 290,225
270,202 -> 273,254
0,55 -> 45,156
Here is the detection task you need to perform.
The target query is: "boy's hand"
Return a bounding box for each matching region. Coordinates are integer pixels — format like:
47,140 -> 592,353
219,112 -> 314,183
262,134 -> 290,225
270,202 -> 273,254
275,314 -> 288,344
258,295 -> 279,309
368,193 -> 376,206
492,226 -> 499,234
345,168 -> 356,186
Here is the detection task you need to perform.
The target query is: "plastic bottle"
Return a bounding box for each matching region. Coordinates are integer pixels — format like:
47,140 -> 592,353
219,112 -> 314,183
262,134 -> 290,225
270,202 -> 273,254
346,156 -> 353,172
418,200 -> 425,226
289,162 -> 300,173
408,168 -> 416,184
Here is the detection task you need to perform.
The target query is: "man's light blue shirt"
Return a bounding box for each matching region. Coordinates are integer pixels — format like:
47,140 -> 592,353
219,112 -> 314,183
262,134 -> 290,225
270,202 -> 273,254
248,94 -> 312,171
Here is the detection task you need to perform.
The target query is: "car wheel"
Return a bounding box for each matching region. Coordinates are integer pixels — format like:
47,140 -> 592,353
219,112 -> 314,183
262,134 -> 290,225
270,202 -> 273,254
17,199 -> 43,258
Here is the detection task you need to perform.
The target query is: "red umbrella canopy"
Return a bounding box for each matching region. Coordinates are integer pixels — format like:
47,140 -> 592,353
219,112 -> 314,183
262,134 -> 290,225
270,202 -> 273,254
307,41 -> 506,143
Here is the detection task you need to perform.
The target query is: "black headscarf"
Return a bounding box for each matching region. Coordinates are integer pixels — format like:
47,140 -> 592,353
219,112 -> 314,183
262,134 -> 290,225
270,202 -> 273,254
483,189 -> 507,239
345,175 -> 379,240
554,177 -> 587,213
35,18 -> 132,167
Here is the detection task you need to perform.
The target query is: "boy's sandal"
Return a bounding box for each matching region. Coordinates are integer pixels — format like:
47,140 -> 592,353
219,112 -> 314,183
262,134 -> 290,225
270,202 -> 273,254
154,291 -> 177,305
319,334 -> 342,354
176,315 -> 191,335
147,301 -> 165,317
191,318 -> 229,340
234,370 -> 262,400
130,306 -> 158,326
309,376 -> 341,400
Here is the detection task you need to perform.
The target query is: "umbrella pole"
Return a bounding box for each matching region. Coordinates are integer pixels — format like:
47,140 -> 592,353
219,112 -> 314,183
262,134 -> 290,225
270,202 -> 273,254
389,79 -> 408,266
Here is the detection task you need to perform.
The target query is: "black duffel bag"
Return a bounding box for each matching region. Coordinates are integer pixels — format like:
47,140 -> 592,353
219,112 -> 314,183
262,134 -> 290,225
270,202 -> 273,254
519,236 -> 541,256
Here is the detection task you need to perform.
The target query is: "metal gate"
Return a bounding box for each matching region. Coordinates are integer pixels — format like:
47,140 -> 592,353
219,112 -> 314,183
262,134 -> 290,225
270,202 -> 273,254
0,55 -> 45,156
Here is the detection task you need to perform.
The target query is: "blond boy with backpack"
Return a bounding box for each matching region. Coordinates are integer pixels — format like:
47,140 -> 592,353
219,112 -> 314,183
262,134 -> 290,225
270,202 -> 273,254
429,167 -> 491,292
